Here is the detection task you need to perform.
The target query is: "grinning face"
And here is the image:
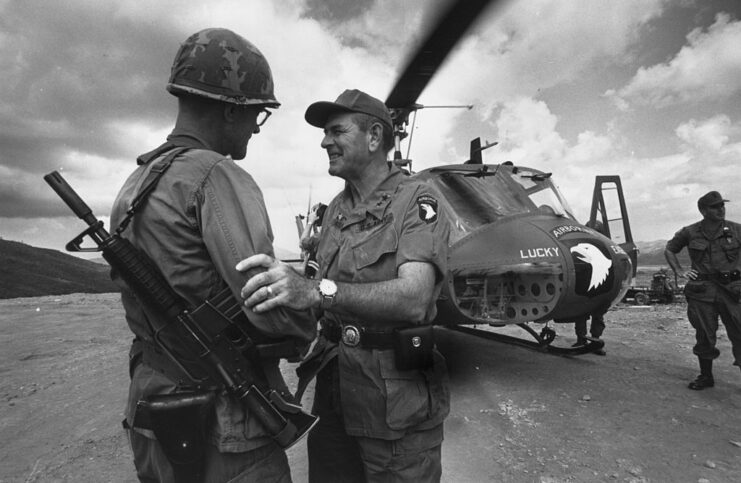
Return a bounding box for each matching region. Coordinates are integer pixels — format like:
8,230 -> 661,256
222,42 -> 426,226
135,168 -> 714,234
320,112 -> 371,182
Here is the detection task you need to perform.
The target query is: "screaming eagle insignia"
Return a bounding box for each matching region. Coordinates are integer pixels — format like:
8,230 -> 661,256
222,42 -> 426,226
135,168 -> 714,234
570,242 -> 613,295
416,194 -> 438,224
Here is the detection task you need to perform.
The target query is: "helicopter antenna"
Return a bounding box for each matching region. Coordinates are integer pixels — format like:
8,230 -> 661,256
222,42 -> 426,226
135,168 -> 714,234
392,104 -> 475,173
405,110 -> 418,163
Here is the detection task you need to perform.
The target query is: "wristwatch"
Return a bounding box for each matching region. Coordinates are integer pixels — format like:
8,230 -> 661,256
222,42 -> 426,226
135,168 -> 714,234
318,279 -> 338,310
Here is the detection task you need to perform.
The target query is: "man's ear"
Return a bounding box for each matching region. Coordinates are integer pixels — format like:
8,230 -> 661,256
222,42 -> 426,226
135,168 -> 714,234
223,104 -> 239,123
368,122 -> 383,153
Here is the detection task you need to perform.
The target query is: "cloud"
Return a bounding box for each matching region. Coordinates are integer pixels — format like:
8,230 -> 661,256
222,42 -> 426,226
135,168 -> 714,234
476,95 -> 741,240
675,114 -> 736,151
672,115 -> 741,184
412,0 -> 667,110
607,13 -> 741,109
493,97 -> 567,165
2,0 -> 740,254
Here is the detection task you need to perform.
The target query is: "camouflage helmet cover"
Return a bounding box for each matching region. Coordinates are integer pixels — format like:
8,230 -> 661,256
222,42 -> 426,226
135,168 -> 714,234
167,28 -> 279,107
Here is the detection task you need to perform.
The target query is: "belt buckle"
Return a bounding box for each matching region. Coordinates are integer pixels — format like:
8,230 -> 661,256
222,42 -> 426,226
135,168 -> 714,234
342,325 -> 361,347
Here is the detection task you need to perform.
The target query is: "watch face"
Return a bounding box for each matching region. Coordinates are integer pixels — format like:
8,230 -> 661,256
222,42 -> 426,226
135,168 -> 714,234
320,279 -> 337,296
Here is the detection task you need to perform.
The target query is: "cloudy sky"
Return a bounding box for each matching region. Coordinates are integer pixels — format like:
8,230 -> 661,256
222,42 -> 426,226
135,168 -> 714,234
2,0 -> 740,258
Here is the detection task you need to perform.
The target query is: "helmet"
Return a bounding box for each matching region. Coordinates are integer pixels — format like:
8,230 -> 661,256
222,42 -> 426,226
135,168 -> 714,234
166,28 -> 279,107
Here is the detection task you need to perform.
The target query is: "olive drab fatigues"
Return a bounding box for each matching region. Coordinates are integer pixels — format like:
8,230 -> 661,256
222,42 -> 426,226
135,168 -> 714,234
112,130 -> 315,482
666,221 -> 741,364
301,165 -> 450,482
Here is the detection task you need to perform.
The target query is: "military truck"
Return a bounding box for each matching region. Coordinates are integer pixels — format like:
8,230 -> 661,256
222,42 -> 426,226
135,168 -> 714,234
623,269 -> 681,305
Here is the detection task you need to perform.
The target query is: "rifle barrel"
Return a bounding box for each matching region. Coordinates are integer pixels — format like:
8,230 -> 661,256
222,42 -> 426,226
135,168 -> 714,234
44,171 -> 97,226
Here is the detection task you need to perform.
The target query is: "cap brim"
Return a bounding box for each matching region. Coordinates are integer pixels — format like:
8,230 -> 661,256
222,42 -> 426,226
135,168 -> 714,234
305,101 -> 355,128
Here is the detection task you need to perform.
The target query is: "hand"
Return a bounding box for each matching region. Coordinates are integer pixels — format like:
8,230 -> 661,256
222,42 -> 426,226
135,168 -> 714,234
684,269 -> 698,281
236,254 -> 319,313
307,212 -> 319,226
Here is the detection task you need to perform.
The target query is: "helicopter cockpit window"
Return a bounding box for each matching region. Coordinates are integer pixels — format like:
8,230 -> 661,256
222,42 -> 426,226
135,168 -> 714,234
510,170 -> 575,219
529,189 -> 568,216
428,167 -> 576,243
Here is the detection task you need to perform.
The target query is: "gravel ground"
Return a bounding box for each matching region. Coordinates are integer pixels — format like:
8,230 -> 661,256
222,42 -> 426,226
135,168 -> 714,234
2,291 -> 741,482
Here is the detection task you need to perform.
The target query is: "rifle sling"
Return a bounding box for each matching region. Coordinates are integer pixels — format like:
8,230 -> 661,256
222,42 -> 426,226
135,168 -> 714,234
118,147 -> 295,393
116,146 -> 188,236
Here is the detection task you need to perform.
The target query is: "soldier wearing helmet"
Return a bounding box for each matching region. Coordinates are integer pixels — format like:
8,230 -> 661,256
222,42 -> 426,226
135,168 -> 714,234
665,191 -> 741,391
111,28 -> 315,482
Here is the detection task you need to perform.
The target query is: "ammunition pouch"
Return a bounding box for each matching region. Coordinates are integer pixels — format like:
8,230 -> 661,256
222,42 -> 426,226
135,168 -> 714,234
133,390 -> 215,483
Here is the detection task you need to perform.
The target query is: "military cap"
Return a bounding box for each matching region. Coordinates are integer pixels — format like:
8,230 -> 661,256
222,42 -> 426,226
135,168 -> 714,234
697,191 -> 729,209
305,89 -> 392,130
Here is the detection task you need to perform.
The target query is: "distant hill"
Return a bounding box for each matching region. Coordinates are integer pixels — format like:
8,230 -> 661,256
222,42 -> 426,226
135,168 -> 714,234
635,240 -> 690,267
0,239 -> 119,299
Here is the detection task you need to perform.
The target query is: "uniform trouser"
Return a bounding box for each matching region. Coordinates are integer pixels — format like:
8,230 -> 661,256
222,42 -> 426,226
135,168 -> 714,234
574,312 -> 606,339
127,429 -> 292,483
307,359 -> 443,483
687,292 -> 741,366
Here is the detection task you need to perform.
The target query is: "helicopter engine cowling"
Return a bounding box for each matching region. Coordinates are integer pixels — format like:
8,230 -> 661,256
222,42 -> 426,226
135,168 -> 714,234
434,214 -> 632,327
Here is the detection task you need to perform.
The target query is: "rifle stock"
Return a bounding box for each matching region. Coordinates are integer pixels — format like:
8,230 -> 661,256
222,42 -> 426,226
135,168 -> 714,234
44,170 -> 318,449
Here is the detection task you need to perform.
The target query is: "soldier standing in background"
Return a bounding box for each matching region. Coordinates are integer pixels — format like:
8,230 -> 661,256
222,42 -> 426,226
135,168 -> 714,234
665,191 -> 741,390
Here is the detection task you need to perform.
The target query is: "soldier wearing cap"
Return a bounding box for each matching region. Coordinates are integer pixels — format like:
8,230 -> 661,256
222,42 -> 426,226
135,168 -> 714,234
238,89 -> 451,482
665,191 -> 741,390
111,28 -> 315,482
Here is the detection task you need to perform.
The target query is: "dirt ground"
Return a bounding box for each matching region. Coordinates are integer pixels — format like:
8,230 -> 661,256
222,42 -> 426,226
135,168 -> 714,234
2,292 -> 741,482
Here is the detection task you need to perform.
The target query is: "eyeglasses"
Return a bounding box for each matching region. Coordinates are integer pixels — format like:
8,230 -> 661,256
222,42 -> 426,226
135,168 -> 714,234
256,108 -> 272,127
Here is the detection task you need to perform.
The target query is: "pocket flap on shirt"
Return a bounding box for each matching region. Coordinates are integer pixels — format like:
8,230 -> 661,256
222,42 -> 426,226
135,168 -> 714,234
352,223 -> 398,270
688,239 -> 708,251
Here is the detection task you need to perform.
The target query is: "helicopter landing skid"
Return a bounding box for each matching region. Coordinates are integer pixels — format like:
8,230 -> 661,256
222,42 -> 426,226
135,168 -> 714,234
445,324 -> 605,356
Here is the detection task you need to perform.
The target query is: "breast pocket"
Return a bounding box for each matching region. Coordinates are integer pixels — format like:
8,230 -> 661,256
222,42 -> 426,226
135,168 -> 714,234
721,237 -> 740,262
688,239 -> 709,260
352,223 -> 398,270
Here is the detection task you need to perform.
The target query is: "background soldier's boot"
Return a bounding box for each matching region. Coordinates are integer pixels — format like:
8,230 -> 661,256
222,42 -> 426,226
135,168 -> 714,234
592,338 -> 606,356
688,358 -> 714,390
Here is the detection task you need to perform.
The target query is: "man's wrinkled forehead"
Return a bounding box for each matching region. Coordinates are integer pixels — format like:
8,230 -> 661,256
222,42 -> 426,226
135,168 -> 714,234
323,111 -> 357,133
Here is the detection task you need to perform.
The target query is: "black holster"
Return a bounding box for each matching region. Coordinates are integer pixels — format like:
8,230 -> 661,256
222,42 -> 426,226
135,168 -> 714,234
393,325 -> 434,370
133,391 -> 215,483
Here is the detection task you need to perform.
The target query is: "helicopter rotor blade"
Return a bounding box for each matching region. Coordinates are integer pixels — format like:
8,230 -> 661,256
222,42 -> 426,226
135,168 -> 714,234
385,0 -> 499,109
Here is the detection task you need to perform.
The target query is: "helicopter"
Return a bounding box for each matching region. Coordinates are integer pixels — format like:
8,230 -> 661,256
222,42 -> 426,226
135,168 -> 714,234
297,0 -> 637,355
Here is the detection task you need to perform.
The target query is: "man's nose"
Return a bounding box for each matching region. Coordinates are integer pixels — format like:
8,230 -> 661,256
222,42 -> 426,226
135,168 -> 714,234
321,134 -> 332,148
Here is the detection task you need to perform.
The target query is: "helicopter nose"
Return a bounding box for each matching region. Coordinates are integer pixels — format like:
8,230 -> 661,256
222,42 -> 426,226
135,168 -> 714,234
437,218 -> 632,325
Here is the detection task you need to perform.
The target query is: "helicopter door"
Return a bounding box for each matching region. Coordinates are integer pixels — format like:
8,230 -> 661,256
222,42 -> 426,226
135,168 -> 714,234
588,175 -> 637,278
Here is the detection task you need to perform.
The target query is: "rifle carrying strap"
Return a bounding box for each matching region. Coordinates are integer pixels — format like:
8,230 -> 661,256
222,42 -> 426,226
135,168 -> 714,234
116,146 -> 189,236
118,146 -> 299,392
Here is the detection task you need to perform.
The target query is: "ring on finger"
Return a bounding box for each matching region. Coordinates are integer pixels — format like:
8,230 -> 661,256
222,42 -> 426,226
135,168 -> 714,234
266,286 -> 274,298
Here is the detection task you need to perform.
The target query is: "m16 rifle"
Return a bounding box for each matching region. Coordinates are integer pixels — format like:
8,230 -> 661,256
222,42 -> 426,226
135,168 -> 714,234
44,171 -> 318,451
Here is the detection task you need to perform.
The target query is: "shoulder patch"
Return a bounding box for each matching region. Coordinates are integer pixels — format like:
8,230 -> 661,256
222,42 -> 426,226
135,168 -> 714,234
416,194 -> 438,224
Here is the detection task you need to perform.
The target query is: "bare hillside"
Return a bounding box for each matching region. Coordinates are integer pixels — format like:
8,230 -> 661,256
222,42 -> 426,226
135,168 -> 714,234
0,239 -> 118,299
